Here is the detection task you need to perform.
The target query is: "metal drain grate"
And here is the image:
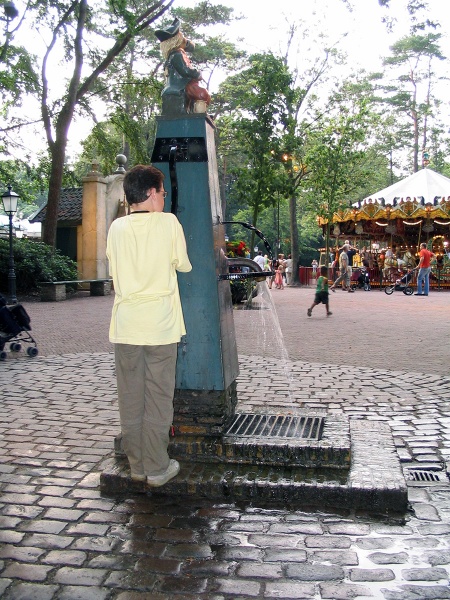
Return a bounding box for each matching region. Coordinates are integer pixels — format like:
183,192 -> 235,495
224,414 -> 324,441
405,469 -> 448,483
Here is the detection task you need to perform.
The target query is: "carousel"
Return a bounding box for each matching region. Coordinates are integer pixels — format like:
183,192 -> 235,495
318,168 -> 450,288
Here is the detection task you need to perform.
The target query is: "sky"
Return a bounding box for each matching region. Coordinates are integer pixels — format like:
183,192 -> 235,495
188,0 -> 450,72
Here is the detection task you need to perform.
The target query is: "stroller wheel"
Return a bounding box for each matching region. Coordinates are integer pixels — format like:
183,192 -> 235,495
0,350 -> 7,361
403,287 -> 413,295
27,346 -> 38,357
10,342 -> 22,352
384,286 -> 394,295
364,283 -> 370,291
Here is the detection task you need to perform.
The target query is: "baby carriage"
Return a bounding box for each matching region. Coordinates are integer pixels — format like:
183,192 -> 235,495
384,269 -> 414,296
0,294 -> 38,360
350,266 -> 371,291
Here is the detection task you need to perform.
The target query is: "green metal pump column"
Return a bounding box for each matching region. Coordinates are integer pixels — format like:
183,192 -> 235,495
151,114 -> 239,435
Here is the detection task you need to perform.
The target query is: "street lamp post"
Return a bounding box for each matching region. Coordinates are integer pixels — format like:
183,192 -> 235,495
2,185 -> 19,304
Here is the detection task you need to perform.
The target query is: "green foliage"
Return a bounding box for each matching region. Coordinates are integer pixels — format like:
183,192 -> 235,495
174,3 -> 235,30
304,77 -> 380,259
0,157 -> 79,216
216,52 -> 295,236
229,280 -> 255,304
1,0 -> 177,247
306,77 -> 378,215
377,31 -> 445,171
0,159 -> 43,205
0,239 -> 78,294
74,5 -> 242,172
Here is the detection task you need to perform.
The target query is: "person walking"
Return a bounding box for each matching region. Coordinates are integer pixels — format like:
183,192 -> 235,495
330,245 -> 353,292
415,242 -> 435,296
274,261 -> 284,289
269,256 -> 279,290
307,266 -> 332,317
285,254 -> 293,285
254,251 -> 265,271
106,164 -> 192,487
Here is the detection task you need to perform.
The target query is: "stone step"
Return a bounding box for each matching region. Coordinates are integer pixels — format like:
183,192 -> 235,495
115,412 -> 351,469
168,434 -> 351,469
102,420 -> 408,515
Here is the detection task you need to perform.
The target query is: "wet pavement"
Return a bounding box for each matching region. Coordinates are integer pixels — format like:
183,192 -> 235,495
1,286 -> 450,599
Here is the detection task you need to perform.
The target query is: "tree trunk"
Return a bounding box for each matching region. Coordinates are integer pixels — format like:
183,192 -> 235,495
412,108 -> 419,172
43,138 -> 68,248
250,205 -> 259,258
325,221 -> 331,275
289,194 -> 300,284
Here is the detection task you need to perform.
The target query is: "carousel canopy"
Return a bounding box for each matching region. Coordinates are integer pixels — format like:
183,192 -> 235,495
318,167 -> 450,226
355,168 -> 450,207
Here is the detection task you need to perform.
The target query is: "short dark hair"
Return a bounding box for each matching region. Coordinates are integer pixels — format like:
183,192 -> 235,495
320,266 -> 328,276
123,165 -> 165,205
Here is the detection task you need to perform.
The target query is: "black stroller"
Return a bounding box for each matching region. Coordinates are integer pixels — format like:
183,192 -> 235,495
0,294 -> 38,360
384,269 -> 415,295
350,266 -> 371,291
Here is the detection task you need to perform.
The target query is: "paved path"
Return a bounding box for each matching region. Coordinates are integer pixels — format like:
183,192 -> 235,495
0,287 -> 449,599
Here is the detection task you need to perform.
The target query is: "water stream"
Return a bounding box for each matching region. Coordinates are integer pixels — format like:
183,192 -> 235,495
233,280 -> 304,410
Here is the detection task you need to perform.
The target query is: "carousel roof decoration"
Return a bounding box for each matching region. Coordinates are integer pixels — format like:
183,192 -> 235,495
318,168 -> 450,225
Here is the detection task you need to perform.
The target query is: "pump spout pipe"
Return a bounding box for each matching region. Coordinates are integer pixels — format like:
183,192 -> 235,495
220,220 -> 274,262
218,220 -> 275,281
169,145 -> 178,215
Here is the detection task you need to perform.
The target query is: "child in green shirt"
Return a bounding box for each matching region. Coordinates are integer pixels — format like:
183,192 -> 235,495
307,266 -> 332,317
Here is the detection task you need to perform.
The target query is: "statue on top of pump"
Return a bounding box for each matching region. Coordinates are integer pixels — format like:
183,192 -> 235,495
155,18 -> 211,117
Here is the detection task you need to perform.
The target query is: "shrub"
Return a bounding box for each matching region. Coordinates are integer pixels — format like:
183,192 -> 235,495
230,280 -> 256,304
0,239 -> 78,294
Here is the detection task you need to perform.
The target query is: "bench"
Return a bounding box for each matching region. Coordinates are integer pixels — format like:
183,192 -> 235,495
39,279 -> 112,302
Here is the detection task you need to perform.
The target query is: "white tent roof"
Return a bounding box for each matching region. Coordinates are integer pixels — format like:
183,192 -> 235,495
356,168 -> 450,206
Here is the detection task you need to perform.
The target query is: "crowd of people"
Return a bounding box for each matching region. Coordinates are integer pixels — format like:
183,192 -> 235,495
305,240 -> 438,317
253,252 -> 293,289
328,243 -> 418,278
252,240 -> 441,319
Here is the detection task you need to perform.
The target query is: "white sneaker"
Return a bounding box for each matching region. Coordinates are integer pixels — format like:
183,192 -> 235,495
146,459 -> 180,487
130,472 -> 146,482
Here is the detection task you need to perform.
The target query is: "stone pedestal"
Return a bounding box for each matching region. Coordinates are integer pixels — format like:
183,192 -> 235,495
173,383 -> 238,436
39,283 -> 66,302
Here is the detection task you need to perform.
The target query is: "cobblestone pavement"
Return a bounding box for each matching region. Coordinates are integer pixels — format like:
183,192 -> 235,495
0,287 -> 450,599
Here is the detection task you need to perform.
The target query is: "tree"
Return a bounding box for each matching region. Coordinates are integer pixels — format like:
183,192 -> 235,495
1,0 -> 175,247
215,33 -> 339,281
377,32 -> 445,172
215,53 -> 294,252
305,82 -> 376,262
75,3 -> 244,173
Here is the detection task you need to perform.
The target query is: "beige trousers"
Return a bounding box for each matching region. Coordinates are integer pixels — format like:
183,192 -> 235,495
114,343 -> 177,477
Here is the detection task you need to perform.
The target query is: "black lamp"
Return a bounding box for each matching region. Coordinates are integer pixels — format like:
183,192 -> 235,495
1,185 -> 19,304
